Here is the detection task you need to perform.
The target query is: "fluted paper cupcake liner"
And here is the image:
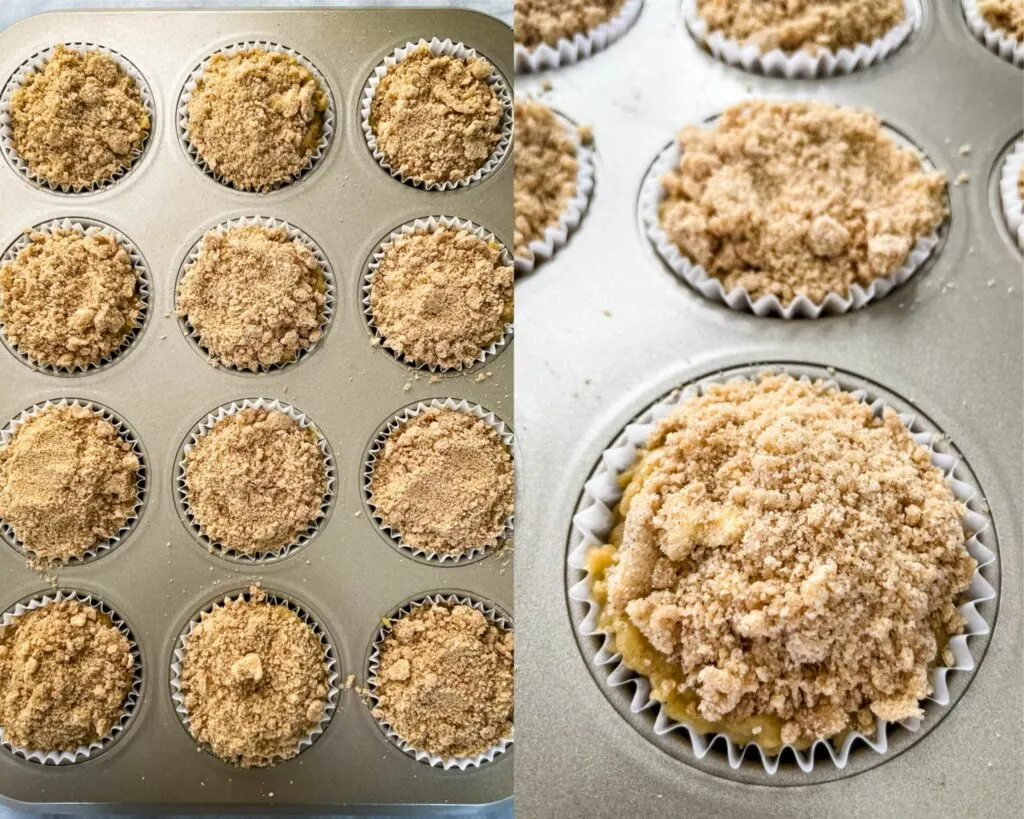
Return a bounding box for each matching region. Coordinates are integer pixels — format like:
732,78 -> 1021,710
640,121 -> 944,318
515,109 -> 595,274
1,218 -> 151,375
999,137 -> 1024,250
170,587 -> 340,767
0,42 -> 154,193
0,590 -> 143,765
175,215 -> 335,373
515,0 -> 644,73
174,398 -> 336,563
363,216 -> 513,371
177,41 -> 335,192
962,0 -> 1024,67
360,38 -> 513,191
681,0 -> 921,77
367,592 -> 513,770
363,398 -> 515,564
567,364 -> 997,773
0,399 -> 147,567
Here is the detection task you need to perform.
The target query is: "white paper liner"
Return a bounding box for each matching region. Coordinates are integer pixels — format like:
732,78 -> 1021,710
0,590 -> 143,765
0,399 -> 147,567
363,216 -> 513,371
360,38 -> 513,191
0,218 -> 151,375
363,398 -> 515,564
515,0 -> 644,73
567,364 -> 997,773
176,41 -> 335,192
515,108 -> 596,274
169,587 -> 340,767
999,138 -> 1024,250
174,398 -> 336,563
962,0 -> 1024,67
175,215 -> 335,373
681,0 -> 921,78
640,119 -> 945,318
0,43 -> 154,193
367,592 -> 513,769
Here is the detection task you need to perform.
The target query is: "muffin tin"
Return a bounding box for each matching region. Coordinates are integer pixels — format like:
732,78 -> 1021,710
515,0 -> 1021,814
0,7 -> 512,813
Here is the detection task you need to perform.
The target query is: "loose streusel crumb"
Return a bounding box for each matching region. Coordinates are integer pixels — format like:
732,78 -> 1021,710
177,226 -> 326,371
979,0 -> 1024,41
0,405 -> 139,566
370,228 -> 512,369
373,603 -> 513,757
514,98 -> 579,260
179,585 -> 328,767
370,46 -> 503,184
659,100 -> 947,304
515,0 -> 626,48
8,45 -> 150,188
696,0 -> 905,52
0,229 -> 141,369
186,49 -> 327,191
370,408 -> 514,557
184,409 -> 326,555
598,374 -> 974,749
0,600 -> 133,752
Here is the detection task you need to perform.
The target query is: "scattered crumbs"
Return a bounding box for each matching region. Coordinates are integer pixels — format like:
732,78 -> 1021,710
1009,287 -> 1016,294
958,143 -> 971,156
987,279 -> 996,287
354,510 -> 361,517
344,673 -> 356,690
540,79 -> 552,92
944,136 -> 952,144
163,311 -> 171,318
429,374 -> 441,383
953,171 -> 970,186
584,377 -> 592,385
403,382 -> 412,392
159,334 -> 167,340
602,309 -> 611,317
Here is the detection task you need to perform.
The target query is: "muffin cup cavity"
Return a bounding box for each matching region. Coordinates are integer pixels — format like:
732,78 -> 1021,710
0,43 -> 154,194
515,0 -> 644,73
362,215 -> 513,371
366,591 -> 513,770
362,398 -> 515,565
681,0 -> 921,78
962,0 -> 1024,67
999,138 -> 1024,250
0,590 -> 143,765
567,363 -> 997,774
0,218 -> 151,376
360,38 -> 513,191
174,398 -> 336,563
176,41 -> 335,192
0,399 -> 147,567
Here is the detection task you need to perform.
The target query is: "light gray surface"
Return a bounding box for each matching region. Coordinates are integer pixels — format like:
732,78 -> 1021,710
515,0 -> 1023,817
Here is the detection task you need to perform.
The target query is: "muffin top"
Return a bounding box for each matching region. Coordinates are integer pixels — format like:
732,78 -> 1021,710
0,404 -> 139,566
186,49 -> 327,191
369,227 -> 513,369
370,46 -> 503,184
0,600 -> 133,753
179,585 -> 328,767
370,407 -> 514,558
372,602 -> 514,757
0,228 -> 141,369
659,100 -> 947,304
979,0 -> 1024,41
515,0 -> 626,49
8,45 -> 150,188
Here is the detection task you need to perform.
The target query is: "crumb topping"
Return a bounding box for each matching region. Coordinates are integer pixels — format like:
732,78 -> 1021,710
516,0 -> 626,48
979,0 -> 1024,41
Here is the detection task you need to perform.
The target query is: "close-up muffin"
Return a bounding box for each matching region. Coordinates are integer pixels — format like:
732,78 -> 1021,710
515,0 -> 628,50
977,0 -> 1024,42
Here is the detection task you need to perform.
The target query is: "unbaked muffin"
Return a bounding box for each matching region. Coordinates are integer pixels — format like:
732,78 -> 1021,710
516,0 -> 627,49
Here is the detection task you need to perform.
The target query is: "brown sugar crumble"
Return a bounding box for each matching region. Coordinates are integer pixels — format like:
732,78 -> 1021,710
372,602 -> 513,757
179,585 -> 328,767
370,227 -> 513,369
516,0 -> 626,48
696,0 -> 906,52
979,0 -> 1024,40
370,407 -> 514,558
186,49 -> 327,191
0,405 -> 139,567
184,408 -> 326,555
514,98 -> 580,260
595,374 -> 974,749
0,600 -> 133,752
177,225 -> 326,371
0,229 -> 141,369
370,46 -> 503,184
8,45 -> 150,188
659,100 -> 947,304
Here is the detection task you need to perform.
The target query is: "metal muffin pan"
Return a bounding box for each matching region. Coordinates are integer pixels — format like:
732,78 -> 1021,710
0,7 -> 512,814
515,0 -> 1022,816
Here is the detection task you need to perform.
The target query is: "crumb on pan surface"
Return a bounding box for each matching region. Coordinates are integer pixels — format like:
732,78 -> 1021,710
515,0 -> 626,48
978,0 -> 1024,41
